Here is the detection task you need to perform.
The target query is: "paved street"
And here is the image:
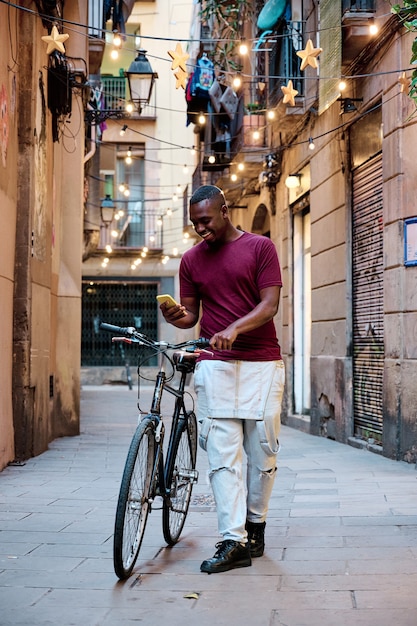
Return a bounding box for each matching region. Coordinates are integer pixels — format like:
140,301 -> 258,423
1,385 -> 417,626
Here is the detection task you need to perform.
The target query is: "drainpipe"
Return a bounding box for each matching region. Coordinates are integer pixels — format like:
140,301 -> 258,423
83,105 -> 100,261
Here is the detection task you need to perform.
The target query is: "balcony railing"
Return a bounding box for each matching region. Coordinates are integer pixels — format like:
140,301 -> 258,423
100,75 -> 157,119
342,0 -> 375,13
267,21 -> 304,107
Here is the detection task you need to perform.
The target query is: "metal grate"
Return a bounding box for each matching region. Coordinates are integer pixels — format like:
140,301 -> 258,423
352,154 -> 383,442
81,281 -> 158,366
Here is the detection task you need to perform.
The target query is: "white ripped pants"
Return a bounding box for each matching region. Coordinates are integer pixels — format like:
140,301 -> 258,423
194,359 -> 285,543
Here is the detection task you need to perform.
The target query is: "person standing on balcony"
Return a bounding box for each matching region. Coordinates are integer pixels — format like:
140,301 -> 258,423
159,185 -> 285,574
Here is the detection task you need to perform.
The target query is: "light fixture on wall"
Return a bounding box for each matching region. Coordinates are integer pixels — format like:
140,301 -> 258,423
100,195 -> 115,225
125,49 -> 158,114
338,97 -> 363,114
285,174 -> 301,189
86,50 -> 158,125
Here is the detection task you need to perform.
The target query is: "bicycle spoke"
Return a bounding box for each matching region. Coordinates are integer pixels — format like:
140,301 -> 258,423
162,412 -> 198,545
113,420 -> 155,579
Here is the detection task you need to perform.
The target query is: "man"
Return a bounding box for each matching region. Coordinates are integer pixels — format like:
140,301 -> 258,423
160,185 -> 285,574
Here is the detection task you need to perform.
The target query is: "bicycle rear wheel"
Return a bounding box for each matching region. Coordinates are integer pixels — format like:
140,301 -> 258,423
113,418 -> 155,580
162,410 -> 198,545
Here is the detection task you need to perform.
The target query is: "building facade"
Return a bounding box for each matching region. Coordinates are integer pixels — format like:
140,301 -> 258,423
189,0 -> 417,462
81,0 -> 197,383
0,0 -> 96,470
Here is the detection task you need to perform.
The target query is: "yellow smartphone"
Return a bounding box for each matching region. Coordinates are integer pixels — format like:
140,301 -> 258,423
156,294 -> 178,309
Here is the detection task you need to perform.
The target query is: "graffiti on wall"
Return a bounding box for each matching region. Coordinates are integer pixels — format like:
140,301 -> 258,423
0,83 -> 9,168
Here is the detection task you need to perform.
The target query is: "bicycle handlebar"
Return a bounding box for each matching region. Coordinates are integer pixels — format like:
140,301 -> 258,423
100,322 -> 210,351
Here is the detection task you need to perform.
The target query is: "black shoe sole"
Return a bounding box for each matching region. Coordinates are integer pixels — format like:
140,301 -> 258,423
200,558 -> 252,574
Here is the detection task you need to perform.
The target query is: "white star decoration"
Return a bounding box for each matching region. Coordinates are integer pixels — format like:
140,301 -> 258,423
168,43 -> 189,90
398,71 -> 410,93
281,80 -> 299,106
41,25 -> 69,55
296,39 -> 323,71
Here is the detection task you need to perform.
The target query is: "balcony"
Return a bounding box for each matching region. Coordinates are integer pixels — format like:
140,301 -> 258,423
88,0 -> 106,74
342,0 -> 376,64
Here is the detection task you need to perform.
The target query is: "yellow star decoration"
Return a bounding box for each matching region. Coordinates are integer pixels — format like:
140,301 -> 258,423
296,38 -> 323,71
281,80 -> 299,106
41,25 -> 69,55
398,71 -> 410,93
174,67 -> 188,90
168,42 -> 189,72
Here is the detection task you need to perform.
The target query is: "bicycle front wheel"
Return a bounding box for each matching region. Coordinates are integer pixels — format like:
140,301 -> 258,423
162,411 -> 198,545
113,418 -> 155,580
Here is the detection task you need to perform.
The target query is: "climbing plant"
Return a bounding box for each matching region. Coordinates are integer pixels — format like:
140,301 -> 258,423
199,0 -> 253,72
391,1 -> 417,106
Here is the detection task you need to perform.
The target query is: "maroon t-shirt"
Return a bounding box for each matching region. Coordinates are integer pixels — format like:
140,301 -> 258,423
180,231 -> 282,361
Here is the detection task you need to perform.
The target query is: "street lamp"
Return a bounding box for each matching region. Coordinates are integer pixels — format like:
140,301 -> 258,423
125,49 -> 158,114
100,195 -> 115,225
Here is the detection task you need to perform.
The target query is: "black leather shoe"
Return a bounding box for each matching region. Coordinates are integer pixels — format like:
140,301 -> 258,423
246,520 -> 266,557
200,540 -> 251,573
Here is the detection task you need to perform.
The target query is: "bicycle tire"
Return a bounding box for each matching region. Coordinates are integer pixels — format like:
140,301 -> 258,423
162,410 -> 198,545
113,418 -> 155,580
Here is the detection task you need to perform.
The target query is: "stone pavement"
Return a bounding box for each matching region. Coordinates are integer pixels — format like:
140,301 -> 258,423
1,385 -> 417,626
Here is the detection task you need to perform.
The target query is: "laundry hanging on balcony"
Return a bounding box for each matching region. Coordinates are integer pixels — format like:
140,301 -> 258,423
185,54 -> 214,125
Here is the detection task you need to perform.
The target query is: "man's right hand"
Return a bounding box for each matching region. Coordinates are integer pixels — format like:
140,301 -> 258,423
159,301 -> 187,322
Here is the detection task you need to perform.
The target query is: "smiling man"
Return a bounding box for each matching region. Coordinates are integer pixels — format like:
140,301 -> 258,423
159,185 -> 285,573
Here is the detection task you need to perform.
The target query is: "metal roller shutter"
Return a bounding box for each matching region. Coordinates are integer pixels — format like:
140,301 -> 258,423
352,153 -> 384,442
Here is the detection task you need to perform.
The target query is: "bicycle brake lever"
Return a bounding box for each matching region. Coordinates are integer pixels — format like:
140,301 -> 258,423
197,348 -> 214,357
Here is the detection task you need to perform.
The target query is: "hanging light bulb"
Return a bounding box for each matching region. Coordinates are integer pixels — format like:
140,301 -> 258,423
253,130 -> 260,141
105,244 -> 112,254
123,186 -> 130,197
125,102 -> 134,114
190,146 -> 196,156
166,207 -> 172,216
233,74 -> 242,89
308,137 -> 315,151
239,40 -> 248,55
238,162 -> 245,171
231,173 -> 237,182
113,30 -> 122,48
119,182 -> 126,193
110,48 -> 119,60
198,113 -> 206,125
267,109 -> 275,120
338,79 -> 347,92
119,124 -> 127,136
208,155 -> 216,164
183,164 -> 189,174
369,18 -> 378,35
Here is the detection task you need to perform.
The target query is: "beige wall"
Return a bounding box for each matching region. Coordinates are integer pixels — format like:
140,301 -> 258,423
0,1 -> 87,469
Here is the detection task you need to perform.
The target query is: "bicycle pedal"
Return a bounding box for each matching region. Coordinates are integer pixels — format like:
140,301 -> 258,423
178,469 -> 199,483
149,495 -> 164,510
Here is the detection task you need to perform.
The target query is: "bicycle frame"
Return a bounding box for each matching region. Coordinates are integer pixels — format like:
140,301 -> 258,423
145,352 -> 198,509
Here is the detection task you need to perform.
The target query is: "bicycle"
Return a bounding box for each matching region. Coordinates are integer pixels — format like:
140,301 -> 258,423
100,322 -> 210,580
